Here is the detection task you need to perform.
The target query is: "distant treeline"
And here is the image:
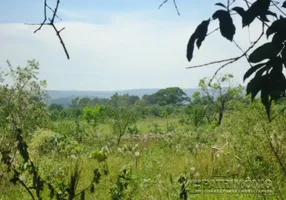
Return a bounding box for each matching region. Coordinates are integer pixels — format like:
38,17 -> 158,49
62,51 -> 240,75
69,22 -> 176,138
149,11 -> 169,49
48,87 -> 190,120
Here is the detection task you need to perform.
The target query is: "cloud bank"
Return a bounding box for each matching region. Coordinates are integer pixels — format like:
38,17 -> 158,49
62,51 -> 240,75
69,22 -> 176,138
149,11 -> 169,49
0,11 -> 266,90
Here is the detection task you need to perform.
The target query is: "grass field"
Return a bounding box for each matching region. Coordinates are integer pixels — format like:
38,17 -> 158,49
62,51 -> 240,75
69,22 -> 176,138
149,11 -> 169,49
1,113 -> 285,200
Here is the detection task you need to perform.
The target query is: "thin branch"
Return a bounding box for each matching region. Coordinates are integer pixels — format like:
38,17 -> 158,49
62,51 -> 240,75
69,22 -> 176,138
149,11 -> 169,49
58,27 -> 65,33
233,40 -> 252,67
172,0 -> 180,16
263,126 -> 286,176
186,57 -> 239,69
271,0 -> 286,17
50,0 -> 60,24
207,27 -> 219,36
209,24 -> 264,83
26,0 -> 70,59
46,4 -> 62,21
25,23 -> 51,26
186,22 -> 263,71
11,168 -> 36,200
233,40 -> 244,54
158,0 -> 180,16
34,0 -> 47,33
158,0 -> 168,9
269,106 -> 286,122
51,24 -> 70,59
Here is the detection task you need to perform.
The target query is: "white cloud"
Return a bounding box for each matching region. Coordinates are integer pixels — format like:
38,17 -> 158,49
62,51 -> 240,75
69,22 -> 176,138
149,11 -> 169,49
0,12 -> 267,90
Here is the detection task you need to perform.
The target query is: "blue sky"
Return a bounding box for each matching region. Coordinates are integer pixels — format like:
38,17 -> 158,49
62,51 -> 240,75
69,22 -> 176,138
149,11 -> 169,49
0,0 -> 264,90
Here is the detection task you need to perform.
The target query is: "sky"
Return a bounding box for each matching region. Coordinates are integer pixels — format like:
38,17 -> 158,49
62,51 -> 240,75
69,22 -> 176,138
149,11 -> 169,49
0,0 -> 268,91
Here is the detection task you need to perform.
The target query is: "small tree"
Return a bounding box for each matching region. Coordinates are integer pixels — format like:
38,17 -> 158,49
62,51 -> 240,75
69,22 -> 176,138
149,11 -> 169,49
184,104 -> 206,128
0,59 -> 49,136
111,108 -> 137,146
82,105 -> 107,131
198,74 -> 244,126
48,103 -> 64,111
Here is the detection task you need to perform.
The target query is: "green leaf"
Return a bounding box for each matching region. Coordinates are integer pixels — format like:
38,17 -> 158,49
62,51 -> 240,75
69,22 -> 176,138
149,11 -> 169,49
232,7 -> 245,18
256,63 -> 271,77
212,10 -> 236,41
269,69 -> 286,100
246,74 -> 266,101
186,19 -> 210,62
272,32 -> 286,48
215,3 -> 226,8
248,42 -> 280,63
270,56 -> 283,73
243,63 -> 266,81
266,10 -> 277,19
266,18 -> 286,38
242,0 -> 271,27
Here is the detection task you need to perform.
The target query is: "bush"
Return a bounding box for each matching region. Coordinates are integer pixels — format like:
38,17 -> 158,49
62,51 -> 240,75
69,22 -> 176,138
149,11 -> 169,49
29,129 -> 58,155
127,125 -> 139,135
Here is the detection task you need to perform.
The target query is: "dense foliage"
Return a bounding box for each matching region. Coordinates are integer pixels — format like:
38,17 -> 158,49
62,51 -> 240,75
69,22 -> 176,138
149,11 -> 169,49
187,0 -> 286,120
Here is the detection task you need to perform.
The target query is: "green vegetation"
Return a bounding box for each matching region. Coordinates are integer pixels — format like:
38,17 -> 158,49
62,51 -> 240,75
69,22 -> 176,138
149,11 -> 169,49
0,60 -> 286,199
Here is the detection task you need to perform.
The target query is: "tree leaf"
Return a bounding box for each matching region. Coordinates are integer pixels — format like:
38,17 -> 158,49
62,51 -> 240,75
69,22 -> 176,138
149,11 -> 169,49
270,56 -> 283,73
266,18 -> 286,38
248,42 -> 280,63
196,20 -> 210,49
212,10 -> 236,41
256,63 -> 271,77
232,7 -> 245,18
243,63 -> 266,81
215,3 -> 226,8
186,19 -> 210,62
266,10 -> 277,18
246,74 -> 266,101
261,84 -> 271,120
243,0 -> 271,27
271,32 -> 286,48
283,1 -> 286,8
269,71 -> 286,100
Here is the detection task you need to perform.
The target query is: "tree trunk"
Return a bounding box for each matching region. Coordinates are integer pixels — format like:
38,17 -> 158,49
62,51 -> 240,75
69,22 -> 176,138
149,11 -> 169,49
218,111 -> 223,126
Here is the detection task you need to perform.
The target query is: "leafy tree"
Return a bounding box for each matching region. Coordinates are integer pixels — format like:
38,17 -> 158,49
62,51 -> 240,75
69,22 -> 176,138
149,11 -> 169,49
143,87 -> 189,106
48,103 -> 64,111
79,97 -> 91,107
82,105 -> 107,130
198,74 -> 244,126
0,60 -> 49,136
127,95 -> 140,105
111,92 -> 120,108
110,107 -> 137,146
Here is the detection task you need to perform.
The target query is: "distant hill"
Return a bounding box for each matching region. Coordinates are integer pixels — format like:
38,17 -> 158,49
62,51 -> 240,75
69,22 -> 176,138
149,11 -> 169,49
46,88 -> 201,107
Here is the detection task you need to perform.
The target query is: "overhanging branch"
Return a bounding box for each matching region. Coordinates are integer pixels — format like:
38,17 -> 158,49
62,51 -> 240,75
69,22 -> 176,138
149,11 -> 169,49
26,0 -> 70,59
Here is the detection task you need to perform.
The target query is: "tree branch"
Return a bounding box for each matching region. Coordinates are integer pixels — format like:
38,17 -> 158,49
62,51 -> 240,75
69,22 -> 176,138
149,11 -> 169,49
271,0 -> 286,17
207,27 -> 219,36
269,106 -> 286,122
186,57 -> 239,69
26,0 -> 70,59
158,0 -> 180,15
209,23 -> 264,83
33,0 -> 47,33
